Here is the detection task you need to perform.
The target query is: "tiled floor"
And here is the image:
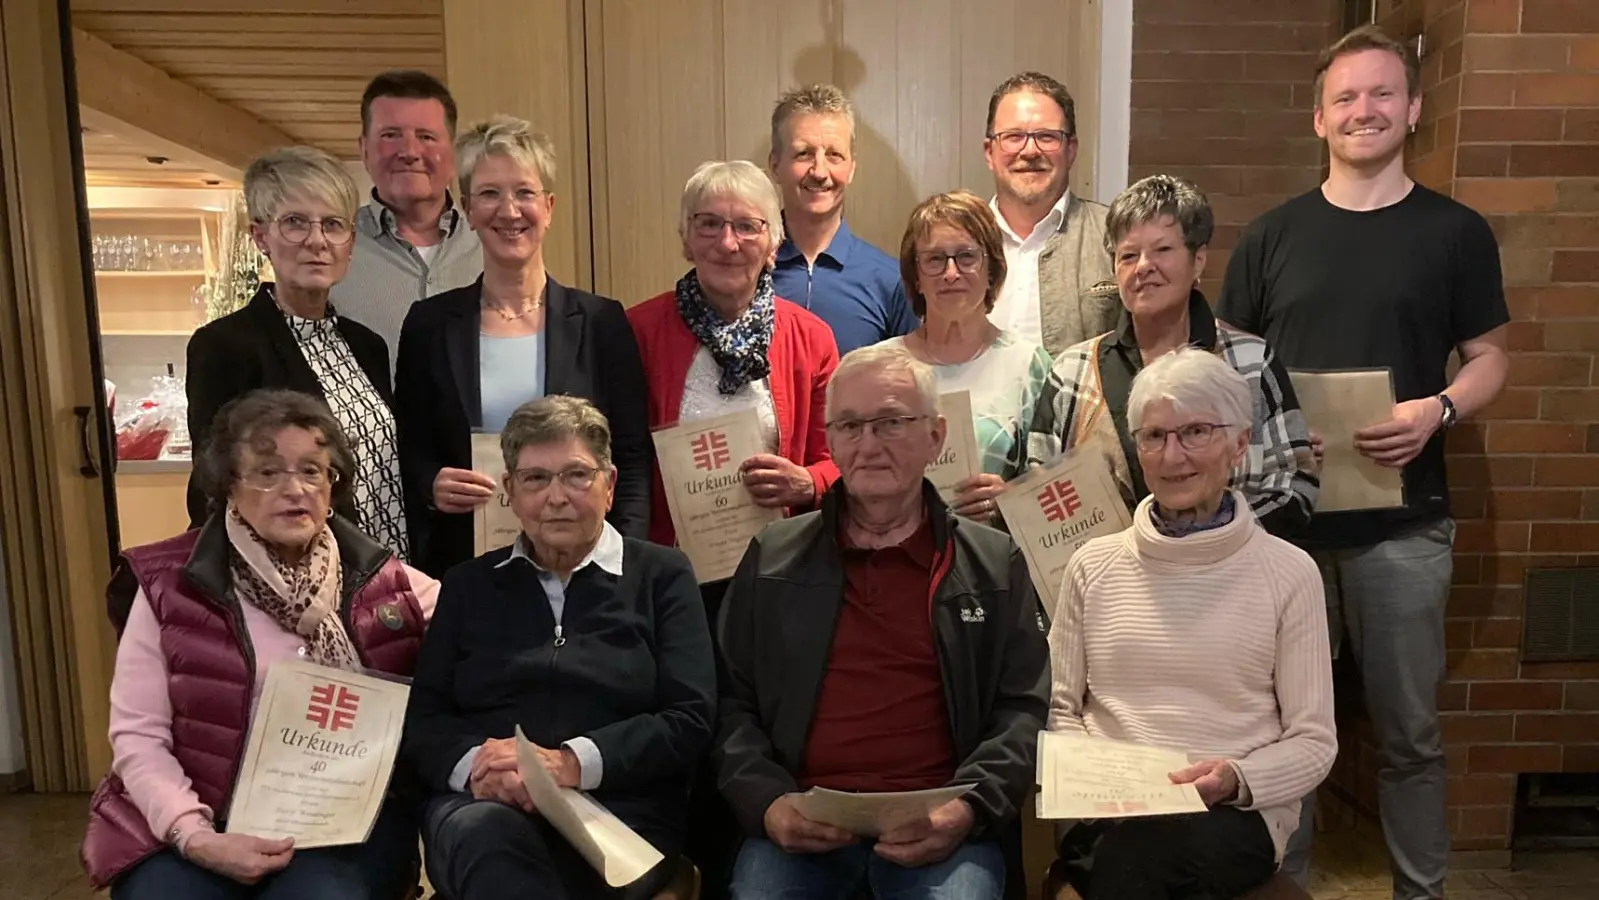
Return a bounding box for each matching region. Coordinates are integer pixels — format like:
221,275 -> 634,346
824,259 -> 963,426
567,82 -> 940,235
4,791 -> 1596,899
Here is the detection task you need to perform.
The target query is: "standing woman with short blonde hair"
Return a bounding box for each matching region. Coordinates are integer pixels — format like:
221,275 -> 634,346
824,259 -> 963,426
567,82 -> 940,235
185,145 -> 410,560
394,115 -> 651,576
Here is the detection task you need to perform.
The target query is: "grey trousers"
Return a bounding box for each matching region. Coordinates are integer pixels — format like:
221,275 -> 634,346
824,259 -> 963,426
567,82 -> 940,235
1279,518 -> 1455,900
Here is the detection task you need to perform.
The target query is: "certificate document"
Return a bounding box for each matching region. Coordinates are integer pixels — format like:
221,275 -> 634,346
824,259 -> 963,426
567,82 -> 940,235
1036,731 -> 1207,819
926,391 -> 980,506
224,662 -> 410,847
789,784 -> 974,838
515,726 -> 664,887
995,445 -> 1131,604
651,409 -> 781,583
1289,369 -> 1405,512
471,432 -> 520,556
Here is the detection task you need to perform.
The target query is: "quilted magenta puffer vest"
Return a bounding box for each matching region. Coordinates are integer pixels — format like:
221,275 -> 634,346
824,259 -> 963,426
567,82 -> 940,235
80,515 -> 423,888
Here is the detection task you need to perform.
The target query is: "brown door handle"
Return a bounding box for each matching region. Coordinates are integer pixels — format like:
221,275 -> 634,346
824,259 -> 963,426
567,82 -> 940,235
74,405 -> 100,478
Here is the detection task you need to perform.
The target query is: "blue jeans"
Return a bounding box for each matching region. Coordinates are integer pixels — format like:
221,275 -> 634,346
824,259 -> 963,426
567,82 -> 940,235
111,798 -> 418,900
1281,518 -> 1455,900
728,838 -> 1003,900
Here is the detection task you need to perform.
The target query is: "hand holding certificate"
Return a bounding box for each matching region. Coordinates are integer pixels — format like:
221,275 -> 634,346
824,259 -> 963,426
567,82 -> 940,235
995,444 -> 1131,604
651,409 -> 782,583
1289,369 -> 1405,512
925,391 -> 980,505
224,662 -> 410,848
514,726 -> 664,887
788,784 -> 975,838
470,432 -> 521,555
1036,731 -> 1207,820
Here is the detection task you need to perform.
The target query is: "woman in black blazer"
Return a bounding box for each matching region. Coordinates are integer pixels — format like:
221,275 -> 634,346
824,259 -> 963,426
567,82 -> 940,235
186,147 -> 410,558
395,116 -> 650,576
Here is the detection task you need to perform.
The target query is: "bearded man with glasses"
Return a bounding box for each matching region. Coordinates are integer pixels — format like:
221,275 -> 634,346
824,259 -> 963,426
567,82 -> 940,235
714,343 -> 1049,900
185,146 -> 410,561
983,71 -> 1119,356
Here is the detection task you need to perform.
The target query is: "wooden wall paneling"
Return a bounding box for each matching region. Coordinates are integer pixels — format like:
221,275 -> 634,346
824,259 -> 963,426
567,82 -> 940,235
443,0 -> 592,288
719,0 -> 835,168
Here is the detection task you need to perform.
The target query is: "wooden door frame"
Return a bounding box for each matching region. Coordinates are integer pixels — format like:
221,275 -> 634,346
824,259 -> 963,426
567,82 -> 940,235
0,0 -> 119,790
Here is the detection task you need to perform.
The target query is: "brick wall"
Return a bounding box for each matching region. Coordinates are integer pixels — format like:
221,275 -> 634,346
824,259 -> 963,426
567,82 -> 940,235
1132,0 -> 1599,854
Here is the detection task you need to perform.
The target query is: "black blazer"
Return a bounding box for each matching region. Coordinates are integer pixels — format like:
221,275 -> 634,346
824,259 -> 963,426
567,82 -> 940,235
393,276 -> 652,576
183,285 -> 393,527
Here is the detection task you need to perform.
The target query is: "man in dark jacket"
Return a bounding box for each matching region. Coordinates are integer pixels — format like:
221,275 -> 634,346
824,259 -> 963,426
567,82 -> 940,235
714,344 -> 1050,899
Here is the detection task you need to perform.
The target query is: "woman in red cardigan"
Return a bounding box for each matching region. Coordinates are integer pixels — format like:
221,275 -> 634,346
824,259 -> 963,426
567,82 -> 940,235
627,160 -> 840,557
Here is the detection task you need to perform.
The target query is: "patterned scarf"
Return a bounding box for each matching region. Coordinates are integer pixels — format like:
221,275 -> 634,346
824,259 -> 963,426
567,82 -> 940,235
225,506 -> 361,671
674,267 -> 776,395
1150,491 -> 1237,538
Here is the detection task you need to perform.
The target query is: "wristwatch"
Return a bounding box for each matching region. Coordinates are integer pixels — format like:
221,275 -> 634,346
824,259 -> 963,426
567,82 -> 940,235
1437,393 -> 1459,429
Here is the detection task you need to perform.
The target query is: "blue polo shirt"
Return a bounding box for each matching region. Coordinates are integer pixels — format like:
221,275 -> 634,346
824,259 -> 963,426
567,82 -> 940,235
771,217 -> 918,355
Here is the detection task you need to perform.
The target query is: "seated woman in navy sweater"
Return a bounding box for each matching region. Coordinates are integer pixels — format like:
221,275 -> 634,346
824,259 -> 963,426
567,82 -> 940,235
402,395 -> 716,899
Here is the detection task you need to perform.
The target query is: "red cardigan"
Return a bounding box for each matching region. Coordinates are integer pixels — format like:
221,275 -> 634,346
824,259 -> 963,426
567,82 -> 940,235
627,291 -> 841,549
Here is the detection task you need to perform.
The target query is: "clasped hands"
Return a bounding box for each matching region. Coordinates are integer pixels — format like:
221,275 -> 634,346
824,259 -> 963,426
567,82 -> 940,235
763,795 -> 975,868
467,736 -> 582,812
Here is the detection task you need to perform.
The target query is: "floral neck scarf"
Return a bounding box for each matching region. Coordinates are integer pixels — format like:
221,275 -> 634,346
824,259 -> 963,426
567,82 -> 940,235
674,267 -> 776,395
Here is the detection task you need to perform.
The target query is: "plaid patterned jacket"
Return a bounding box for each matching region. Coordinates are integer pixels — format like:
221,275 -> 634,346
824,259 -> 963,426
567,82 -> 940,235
1022,325 -> 1319,537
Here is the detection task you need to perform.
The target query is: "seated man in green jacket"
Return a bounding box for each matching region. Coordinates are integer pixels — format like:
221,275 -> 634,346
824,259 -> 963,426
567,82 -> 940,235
714,343 -> 1050,900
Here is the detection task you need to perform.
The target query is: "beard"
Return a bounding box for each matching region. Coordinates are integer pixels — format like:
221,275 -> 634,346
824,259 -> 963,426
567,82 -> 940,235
1000,164 -> 1061,206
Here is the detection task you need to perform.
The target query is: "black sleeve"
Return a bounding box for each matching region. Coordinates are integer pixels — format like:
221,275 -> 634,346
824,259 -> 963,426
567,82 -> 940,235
1450,209 -> 1511,344
952,544 -> 1051,840
1215,220 -> 1269,335
394,307 -> 443,520
184,325 -> 257,527
582,550 -> 716,790
596,301 -> 654,540
400,567 -> 490,791
712,538 -> 798,836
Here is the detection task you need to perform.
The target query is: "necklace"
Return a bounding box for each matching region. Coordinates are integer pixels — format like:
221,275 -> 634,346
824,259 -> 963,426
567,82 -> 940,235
484,286 -> 545,321
918,327 -> 991,367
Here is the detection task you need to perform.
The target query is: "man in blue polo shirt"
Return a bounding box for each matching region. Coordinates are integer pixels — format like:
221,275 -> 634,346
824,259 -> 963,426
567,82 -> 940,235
768,84 -> 917,355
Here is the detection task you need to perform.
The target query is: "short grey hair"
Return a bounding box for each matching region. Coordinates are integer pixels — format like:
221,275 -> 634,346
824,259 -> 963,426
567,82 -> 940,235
197,389 -> 356,514
1104,174 -> 1214,256
499,395 -> 613,473
679,160 -> 785,254
1127,346 -> 1253,440
825,344 -> 939,421
771,83 -> 856,154
244,146 -> 360,224
456,115 -> 558,198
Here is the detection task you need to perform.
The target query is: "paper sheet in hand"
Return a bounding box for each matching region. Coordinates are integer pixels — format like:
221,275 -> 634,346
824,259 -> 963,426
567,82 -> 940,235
1289,369 -> 1405,512
515,726 -> 663,887
651,409 -> 781,583
224,662 -> 409,847
925,391 -> 980,505
995,444 -> 1131,604
471,432 -> 520,555
788,784 -> 974,838
1036,731 -> 1206,819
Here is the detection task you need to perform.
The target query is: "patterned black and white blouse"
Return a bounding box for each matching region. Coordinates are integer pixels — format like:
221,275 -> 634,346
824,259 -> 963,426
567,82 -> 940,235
283,306 -> 410,560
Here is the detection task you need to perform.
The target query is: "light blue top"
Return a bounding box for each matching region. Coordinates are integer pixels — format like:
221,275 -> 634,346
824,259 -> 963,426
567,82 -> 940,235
479,331 -> 546,432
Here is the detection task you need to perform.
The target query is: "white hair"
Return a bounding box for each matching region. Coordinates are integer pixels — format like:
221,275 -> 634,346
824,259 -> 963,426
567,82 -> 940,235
825,344 -> 940,420
1127,346 -> 1253,437
679,160 -> 785,253
456,115 -> 558,198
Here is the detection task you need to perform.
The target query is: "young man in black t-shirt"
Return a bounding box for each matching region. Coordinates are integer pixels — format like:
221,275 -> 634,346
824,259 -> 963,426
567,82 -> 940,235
1217,26 -> 1509,900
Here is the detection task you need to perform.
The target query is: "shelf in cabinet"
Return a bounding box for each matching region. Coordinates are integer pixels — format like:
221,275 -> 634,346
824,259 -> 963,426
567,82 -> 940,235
101,328 -> 196,337
94,270 -> 207,279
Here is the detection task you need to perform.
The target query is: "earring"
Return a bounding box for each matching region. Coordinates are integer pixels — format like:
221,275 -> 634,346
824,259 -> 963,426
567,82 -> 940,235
325,508 -> 333,520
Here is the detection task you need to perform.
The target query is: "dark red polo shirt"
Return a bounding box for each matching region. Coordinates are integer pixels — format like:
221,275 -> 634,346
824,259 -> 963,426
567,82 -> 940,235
799,515 -> 957,792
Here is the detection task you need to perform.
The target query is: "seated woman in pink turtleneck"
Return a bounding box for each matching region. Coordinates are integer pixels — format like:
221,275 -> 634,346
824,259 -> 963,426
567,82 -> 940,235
82,389 -> 439,900
1045,347 -> 1336,900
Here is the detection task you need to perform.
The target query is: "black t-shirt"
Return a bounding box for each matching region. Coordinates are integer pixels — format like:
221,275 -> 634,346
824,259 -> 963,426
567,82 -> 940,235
1216,184 -> 1508,548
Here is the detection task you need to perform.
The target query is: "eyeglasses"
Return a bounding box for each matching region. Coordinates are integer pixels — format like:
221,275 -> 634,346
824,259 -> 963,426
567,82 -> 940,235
690,213 -> 768,241
987,129 -> 1071,154
1132,423 -> 1233,454
916,247 -> 984,277
270,214 -> 355,246
510,465 -> 603,493
470,186 -> 550,210
239,464 -> 340,493
826,414 -> 927,443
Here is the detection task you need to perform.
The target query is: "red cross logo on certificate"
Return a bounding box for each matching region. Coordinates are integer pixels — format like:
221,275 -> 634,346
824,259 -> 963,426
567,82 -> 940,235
691,431 -> 731,472
306,683 -> 360,732
1037,479 -> 1083,523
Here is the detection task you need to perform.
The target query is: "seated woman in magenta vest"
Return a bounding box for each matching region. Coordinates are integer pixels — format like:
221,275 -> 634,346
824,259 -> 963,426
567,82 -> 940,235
81,389 -> 440,900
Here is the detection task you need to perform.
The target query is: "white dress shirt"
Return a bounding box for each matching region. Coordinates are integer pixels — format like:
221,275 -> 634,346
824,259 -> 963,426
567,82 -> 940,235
988,191 -> 1072,347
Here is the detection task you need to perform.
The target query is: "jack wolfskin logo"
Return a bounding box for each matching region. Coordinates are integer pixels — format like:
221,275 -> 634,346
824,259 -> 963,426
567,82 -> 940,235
961,606 -> 986,624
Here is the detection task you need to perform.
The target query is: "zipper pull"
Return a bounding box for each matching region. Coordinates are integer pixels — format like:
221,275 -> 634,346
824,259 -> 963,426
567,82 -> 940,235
553,625 -> 566,648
